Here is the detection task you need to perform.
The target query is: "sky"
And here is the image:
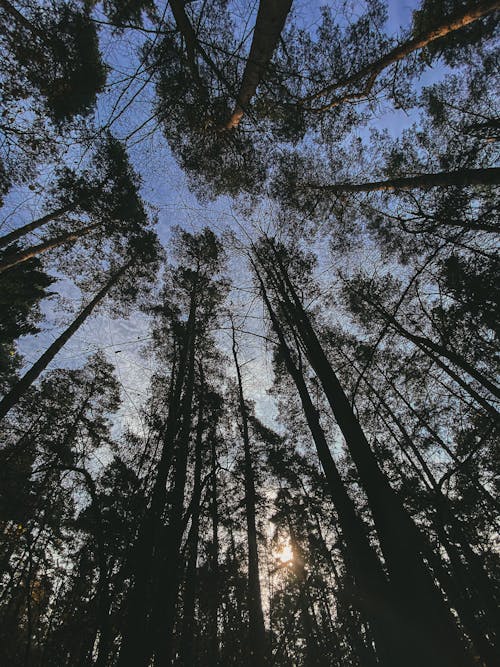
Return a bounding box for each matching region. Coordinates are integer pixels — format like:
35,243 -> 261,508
1,0 -> 450,436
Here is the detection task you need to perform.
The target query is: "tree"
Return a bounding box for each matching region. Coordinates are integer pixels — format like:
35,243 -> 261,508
225,0 -> 293,130
147,0 -> 306,198
117,227 -> 227,667
0,229 -> 161,421
0,134 -> 151,273
299,166 -> 500,194
231,323 -> 268,665
0,248 -> 54,392
0,1 -> 498,665
0,0 -> 106,122
252,237 -> 473,667
0,353 -> 122,667
300,0 -> 500,112
341,272 -> 500,415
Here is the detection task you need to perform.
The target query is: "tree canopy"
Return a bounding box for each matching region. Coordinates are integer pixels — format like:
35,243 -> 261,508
0,1 -> 499,666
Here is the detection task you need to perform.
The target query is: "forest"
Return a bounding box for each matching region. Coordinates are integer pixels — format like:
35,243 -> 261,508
0,0 -> 499,665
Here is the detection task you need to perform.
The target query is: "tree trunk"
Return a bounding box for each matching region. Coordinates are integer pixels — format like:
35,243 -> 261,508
297,480 -> 379,667
151,308 -> 198,667
0,260 -> 132,422
283,505 -> 325,667
257,244 -> 473,667
0,222 -> 101,273
0,0 -> 46,40
302,0 -> 500,110
368,298 -> 500,400
232,325 -> 268,666
378,360 -> 499,508
117,294 -> 198,667
225,0 -> 293,129
302,167 -> 500,196
178,371 -> 205,666
168,0 -> 207,91
208,429 -> 220,665
403,332 -> 499,419
0,202 -> 80,248
55,465 -> 112,667
353,360 -> 499,665
168,0 -> 233,100
254,263 -> 403,666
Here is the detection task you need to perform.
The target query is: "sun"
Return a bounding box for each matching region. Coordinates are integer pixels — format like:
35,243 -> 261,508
275,541 -> 293,564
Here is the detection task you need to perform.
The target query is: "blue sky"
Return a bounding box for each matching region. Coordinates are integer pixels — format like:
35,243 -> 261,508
2,0 -> 452,433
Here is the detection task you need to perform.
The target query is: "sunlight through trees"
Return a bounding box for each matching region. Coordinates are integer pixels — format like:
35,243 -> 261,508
0,1 -> 498,665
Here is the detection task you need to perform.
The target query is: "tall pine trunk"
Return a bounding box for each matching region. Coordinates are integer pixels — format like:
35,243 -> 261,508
254,264 -> 404,665
256,244 -> 473,667
301,0 -> 500,109
364,297 -> 500,400
208,422 -> 220,665
303,167 -> 500,195
0,202 -> 80,248
0,260 -> 132,422
232,325 -> 268,666
152,307 -> 198,667
283,503 -> 324,667
117,294 -> 198,667
178,372 -> 205,666
0,222 -> 101,273
226,0 -> 293,129
355,364 -> 499,666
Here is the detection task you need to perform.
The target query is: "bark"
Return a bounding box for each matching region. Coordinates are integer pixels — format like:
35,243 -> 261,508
294,556 -> 319,665
225,0 -> 293,129
24,546 -> 34,666
151,307 -> 198,667
178,371 -> 205,667
0,202 -> 80,248
254,262 -> 403,666
258,244 -> 473,667
208,428 -> 220,665
302,0 -> 500,110
301,167 -> 500,196
430,507 -> 500,667
0,260 -> 132,422
0,222 -> 101,273
117,294 -> 198,667
231,325 -> 268,666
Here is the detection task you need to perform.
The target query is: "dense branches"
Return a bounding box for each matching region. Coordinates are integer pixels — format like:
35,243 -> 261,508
0,1 -> 498,666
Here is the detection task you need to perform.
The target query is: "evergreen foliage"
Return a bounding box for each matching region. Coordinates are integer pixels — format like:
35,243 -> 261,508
0,1 -> 498,665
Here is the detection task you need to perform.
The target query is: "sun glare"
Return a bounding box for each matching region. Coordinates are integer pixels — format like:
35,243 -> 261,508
276,542 -> 293,564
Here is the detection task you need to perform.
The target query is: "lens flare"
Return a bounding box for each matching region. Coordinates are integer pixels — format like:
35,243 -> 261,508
276,542 -> 293,563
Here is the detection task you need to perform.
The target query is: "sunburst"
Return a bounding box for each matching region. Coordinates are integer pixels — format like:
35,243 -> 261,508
275,541 -> 293,564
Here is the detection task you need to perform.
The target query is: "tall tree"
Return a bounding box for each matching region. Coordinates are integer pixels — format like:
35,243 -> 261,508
0,230 -> 160,421
232,323 -> 268,665
252,237 -> 473,667
0,134 -> 151,273
0,0 -> 106,122
117,227 -> 227,667
300,0 -> 500,111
